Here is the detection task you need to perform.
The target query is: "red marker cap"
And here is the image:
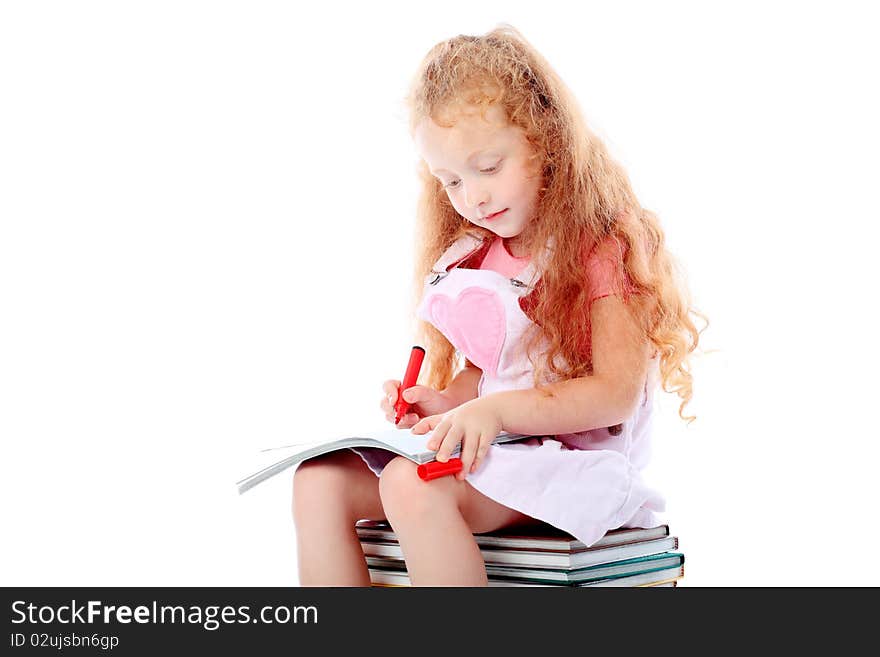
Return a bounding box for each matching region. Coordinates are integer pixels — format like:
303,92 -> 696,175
417,458 -> 463,481
394,346 -> 425,424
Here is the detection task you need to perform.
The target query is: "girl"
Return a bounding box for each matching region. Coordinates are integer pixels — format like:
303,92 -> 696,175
292,25 -> 704,586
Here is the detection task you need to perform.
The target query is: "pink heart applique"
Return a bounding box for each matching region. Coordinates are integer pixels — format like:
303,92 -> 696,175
426,287 -> 506,377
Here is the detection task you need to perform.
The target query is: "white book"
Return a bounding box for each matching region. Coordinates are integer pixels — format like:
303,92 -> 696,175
236,427 -> 533,494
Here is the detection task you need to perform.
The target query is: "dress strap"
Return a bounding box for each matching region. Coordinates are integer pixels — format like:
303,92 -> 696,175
510,235 -> 556,293
510,261 -> 541,292
428,234 -> 490,284
428,233 -> 548,293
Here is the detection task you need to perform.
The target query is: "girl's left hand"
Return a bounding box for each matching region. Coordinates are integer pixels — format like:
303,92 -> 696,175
411,397 -> 502,480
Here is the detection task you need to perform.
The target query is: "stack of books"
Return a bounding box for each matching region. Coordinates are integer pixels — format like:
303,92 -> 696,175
356,520 -> 684,587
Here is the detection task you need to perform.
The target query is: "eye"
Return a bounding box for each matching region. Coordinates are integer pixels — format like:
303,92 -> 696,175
440,162 -> 500,189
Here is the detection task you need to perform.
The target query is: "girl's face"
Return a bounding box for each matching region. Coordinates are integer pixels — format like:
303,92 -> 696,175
414,104 -> 542,255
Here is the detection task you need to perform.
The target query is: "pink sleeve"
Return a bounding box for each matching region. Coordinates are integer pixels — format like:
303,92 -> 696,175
585,236 -> 637,303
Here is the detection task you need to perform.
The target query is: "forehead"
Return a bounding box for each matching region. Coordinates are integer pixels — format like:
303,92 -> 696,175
414,104 -> 521,171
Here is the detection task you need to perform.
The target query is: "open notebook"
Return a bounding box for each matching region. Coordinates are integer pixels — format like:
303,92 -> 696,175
236,427 -> 534,494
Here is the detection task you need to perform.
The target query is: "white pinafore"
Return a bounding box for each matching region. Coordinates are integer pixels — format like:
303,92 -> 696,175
355,234 -> 664,546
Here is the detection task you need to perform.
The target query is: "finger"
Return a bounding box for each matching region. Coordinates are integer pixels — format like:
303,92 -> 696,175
400,384 -> 423,404
423,416 -> 448,446
380,394 -> 395,422
412,414 -> 442,435
471,432 -> 491,473
436,424 -> 463,463
427,421 -> 450,454
457,431 -> 479,481
403,386 -> 440,416
396,412 -> 420,428
382,380 -> 401,405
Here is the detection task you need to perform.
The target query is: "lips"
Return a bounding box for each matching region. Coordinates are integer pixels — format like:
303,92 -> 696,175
483,209 -> 508,221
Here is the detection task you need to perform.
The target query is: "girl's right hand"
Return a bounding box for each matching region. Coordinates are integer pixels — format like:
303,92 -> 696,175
380,380 -> 458,429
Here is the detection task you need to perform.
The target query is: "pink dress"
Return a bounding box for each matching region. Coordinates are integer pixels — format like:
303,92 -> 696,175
354,233 -> 664,547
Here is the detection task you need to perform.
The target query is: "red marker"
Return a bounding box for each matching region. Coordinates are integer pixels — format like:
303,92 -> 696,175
394,346 -> 425,424
417,458 -> 463,481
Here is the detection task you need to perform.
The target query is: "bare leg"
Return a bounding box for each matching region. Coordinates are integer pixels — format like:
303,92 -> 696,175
378,456 -> 536,586
292,449 -> 386,586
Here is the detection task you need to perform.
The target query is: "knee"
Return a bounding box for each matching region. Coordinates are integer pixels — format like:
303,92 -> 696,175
292,454 -> 352,515
378,456 -> 456,524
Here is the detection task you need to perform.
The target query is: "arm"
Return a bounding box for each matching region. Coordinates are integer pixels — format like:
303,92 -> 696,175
491,295 -> 651,435
441,359 -> 483,407
412,295 -> 652,473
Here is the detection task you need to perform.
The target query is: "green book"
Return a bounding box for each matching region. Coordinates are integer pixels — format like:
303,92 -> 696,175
366,552 -> 685,585
369,564 -> 684,588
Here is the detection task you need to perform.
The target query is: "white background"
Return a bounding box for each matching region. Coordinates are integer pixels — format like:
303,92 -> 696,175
1,1 -> 877,587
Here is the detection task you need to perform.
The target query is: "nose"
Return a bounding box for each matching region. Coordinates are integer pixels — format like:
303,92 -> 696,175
463,182 -> 489,210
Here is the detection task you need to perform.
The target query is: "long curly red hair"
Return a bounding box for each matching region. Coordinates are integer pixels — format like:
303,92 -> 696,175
403,24 -> 707,422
